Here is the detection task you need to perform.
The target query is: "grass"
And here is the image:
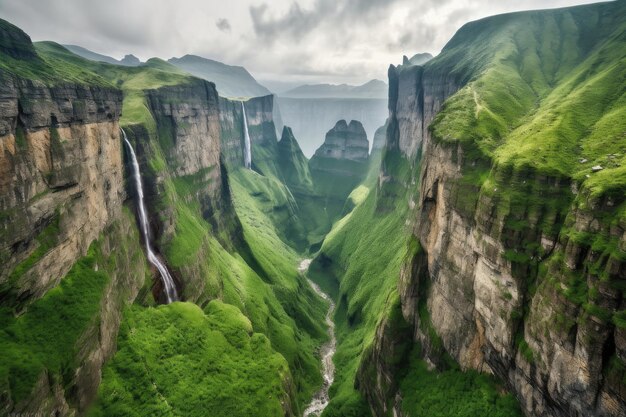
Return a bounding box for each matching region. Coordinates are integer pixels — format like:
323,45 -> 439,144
0,209 -> 147,406
118,121 -> 328,412
399,346 -> 523,417
428,1 -> 626,203
88,301 -> 292,417
308,155 -> 414,416
0,244 -> 109,404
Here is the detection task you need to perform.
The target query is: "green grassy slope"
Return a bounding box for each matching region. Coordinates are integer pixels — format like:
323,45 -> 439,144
110,124 -> 328,413
429,1 -> 626,187
307,152 -> 408,415
1,23 -> 328,414
88,302 -> 292,417
0,210 -> 148,407
34,42 -> 194,132
0,19 -> 110,86
427,1 -> 626,339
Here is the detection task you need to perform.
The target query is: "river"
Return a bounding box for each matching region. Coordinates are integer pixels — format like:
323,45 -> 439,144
300,259 -> 336,417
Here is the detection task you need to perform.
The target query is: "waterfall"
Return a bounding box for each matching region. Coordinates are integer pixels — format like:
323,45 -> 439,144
121,129 -> 178,303
241,101 -> 252,169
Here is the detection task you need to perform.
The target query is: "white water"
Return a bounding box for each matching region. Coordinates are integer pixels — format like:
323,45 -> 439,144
241,101 -> 252,169
300,259 -> 336,417
121,129 -> 178,303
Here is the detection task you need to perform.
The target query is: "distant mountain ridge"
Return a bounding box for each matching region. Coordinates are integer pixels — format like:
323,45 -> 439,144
63,44 -> 142,66
62,45 -> 271,98
282,79 -> 388,99
168,54 -> 271,98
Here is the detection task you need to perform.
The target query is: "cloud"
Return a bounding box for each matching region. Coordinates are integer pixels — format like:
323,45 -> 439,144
249,0 -> 402,43
0,0 -> 604,85
216,18 -> 232,32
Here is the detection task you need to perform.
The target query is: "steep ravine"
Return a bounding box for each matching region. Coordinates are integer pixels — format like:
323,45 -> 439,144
2,3 -> 626,417
300,259 -> 337,417
355,3 -> 626,417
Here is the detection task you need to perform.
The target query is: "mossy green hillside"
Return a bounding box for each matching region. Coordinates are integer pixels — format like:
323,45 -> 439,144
0,19 -> 110,86
398,346 -> 522,417
308,153 -> 414,416
0,210 -> 147,406
117,124 -> 327,411
34,42 -> 195,133
428,1 -> 626,204
88,301 -> 293,417
426,1 -> 626,335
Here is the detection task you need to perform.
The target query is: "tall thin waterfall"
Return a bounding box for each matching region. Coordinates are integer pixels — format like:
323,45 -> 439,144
121,129 -> 178,303
241,101 -> 252,169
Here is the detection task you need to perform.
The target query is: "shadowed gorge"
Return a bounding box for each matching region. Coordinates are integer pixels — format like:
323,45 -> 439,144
0,2 -> 625,417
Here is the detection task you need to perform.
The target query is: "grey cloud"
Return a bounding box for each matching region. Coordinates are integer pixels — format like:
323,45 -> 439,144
249,0 -> 402,42
0,0 -> 604,86
216,18 -> 232,32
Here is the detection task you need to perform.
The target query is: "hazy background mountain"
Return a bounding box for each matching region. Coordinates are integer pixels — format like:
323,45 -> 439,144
63,44 -> 142,66
282,79 -> 387,99
277,79 -> 390,157
168,55 -> 271,98
61,45 -> 272,98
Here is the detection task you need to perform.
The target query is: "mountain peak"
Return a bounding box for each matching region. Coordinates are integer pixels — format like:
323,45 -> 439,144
120,54 -> 141,66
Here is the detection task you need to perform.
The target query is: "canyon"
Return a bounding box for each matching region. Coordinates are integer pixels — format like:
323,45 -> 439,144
1,2 -> 625,417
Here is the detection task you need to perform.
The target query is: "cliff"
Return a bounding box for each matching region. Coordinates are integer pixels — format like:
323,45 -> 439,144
0,51 -> 124,308
218,94 -> 279,170
0,20 -> 150,415
356,2 -> 626,417
0,21 -> 325,416
312,119 -> 369,162
277,96 -> 387,157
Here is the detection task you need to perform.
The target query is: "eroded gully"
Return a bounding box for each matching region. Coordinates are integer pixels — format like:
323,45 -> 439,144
299,259 -> 336,417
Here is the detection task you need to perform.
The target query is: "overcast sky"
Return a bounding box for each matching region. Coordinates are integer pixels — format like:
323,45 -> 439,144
0,0 -> 602,86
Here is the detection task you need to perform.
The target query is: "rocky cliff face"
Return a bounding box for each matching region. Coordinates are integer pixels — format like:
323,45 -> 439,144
278,97 -> 387,157
359,3 -> 626,416
392,133 -> 626,417
312,120 -> 369,161
144,79 -> 224,227
0,70 -> 152,415
124,79 -> 242,303
219,94 -> 278,167
0,74 -> 124,305
385,63 -> 460,159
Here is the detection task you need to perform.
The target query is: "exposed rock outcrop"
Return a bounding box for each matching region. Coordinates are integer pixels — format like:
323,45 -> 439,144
372,122 -> 387,151
312,120 -> 369,161
145,79 -> 222,197
0,74 -> 124,306
358,5 -> 626,416
277,96 -> 387,157
219,94 -> 278,167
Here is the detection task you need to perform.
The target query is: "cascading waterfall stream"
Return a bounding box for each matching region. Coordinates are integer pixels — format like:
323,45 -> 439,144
122,129 -> 178,303
241,101 -> 252,169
